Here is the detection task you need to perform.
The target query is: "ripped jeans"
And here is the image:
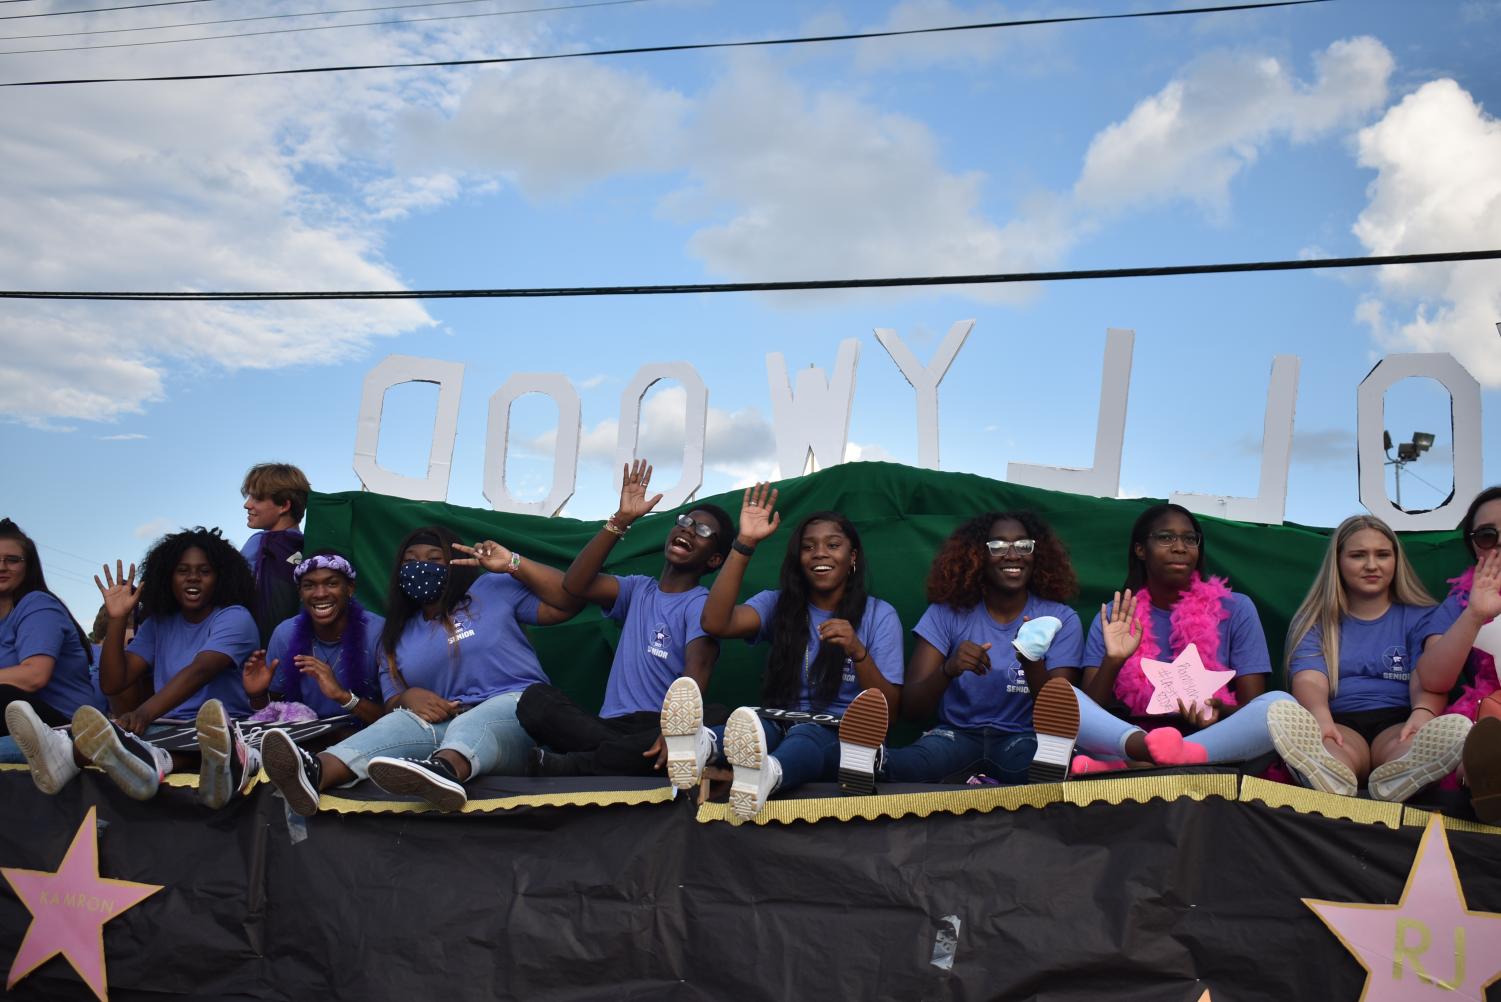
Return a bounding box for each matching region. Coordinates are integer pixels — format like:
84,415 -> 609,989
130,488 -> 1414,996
881,726 -> 1036,784
321,691 -> 532,784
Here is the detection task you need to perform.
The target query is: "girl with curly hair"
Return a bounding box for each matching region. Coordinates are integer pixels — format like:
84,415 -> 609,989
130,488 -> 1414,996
9,527 -> 262,809
868,510 -> 1083,785
1031,503 -> 1296,778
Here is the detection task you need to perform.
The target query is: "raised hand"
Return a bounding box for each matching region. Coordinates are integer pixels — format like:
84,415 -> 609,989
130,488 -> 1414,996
817,618 -> 867,660
1470,548 -> 1501,622
94,560 -> 140,621
944,640 -> 993,677
737,482 -> 781,545
452,540 -> 514,573
1100,589 -> 1142,661
243,650 -> 278,698
616,458 -> 664,525
295,654 -> 346,702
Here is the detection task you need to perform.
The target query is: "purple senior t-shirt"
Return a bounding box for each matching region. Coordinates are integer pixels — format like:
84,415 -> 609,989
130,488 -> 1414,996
915,596 -> 1083,733
0,591 -> 105,717
598,575 -> 711,719
1289,603 -> 1446,714
1082,592 -> 1271,677
127,606 -> 258,719
267,610 -> 386,720
743,589 -> 904,715
379,572 -> 550,705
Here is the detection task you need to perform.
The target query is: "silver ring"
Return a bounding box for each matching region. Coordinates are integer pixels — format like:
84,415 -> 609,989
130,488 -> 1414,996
747,502 -> 759,507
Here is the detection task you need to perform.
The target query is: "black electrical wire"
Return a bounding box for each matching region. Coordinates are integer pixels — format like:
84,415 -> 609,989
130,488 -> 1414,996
0,0 -> 1332,87
2,249 -> 1492,302
0,0 -> 648,50
1,0 -> 214,21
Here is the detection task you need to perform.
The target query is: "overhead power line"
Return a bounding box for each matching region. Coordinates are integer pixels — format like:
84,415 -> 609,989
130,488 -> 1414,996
2,248 -> 1493,303
0,0 -> 1331,87
0,0 -> 649,51
1,0 -> 214,21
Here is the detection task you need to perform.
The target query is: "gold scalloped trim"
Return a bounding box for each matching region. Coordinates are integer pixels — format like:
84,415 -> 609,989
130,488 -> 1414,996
0,763 -> 25,772
695,783 -> 1069,826
316,784 -> 678,815
1401,805 -> 1501,836
1063,774 -> 1237,808
1239,776 -> 1405,829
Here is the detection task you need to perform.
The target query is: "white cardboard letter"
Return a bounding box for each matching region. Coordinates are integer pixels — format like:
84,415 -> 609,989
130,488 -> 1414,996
873,320 -> 974,470
613,363 -> 708,509
483,373 -> 581,516
353,355 -> 465,502
1173,355 -> 1300,525
766,339 -> 860,477
1008,329 -> 1134,498
1357,354 -> 1483,530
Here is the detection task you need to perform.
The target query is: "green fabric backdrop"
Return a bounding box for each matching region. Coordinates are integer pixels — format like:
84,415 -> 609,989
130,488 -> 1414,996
304,461 -> 1471,728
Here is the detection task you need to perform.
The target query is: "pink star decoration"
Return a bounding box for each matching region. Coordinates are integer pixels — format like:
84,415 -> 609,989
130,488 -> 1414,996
2,806 -> 162,1001
1141,642 -> 1235,715
1303,816 -> 1501,1001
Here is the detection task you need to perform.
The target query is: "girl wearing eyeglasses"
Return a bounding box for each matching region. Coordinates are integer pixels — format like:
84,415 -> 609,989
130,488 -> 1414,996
1269,515 -> 1474,802
874,511 -> 1082,785
690,484 -> 904,820
1032,503 -> 1295,777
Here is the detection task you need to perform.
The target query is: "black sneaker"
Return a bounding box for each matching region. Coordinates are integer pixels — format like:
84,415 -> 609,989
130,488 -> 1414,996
261,728 -> 323,817
72,705 -> 167,801
367,754 -> 468,812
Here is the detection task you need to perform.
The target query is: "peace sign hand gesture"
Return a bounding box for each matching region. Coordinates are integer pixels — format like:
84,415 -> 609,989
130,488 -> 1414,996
737,482 -> 781,545
94,560 -> 139,622
616,458 -> 664,526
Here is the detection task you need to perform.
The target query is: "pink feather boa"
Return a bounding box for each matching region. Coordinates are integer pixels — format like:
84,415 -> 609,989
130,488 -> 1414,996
1443,566 -> 1499,720
1113,573 -> 1241,717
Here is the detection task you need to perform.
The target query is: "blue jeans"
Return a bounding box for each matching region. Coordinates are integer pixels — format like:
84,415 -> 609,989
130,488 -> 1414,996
710,717 -> 840,794
1074,688 -> 1293,763
0,736 -> 22,764
322,691 -> 531,784
882,727 -> 1036,784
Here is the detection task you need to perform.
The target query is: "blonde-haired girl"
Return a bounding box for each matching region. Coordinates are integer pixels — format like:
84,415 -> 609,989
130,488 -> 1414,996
1268,515 -> 1470,800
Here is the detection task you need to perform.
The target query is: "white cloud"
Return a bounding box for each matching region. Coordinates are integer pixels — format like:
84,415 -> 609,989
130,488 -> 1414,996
853,0 -> 1072,74
578,374 -> 610,390
844,441 -> 896,463
133,517 -> 174,540
97,433 -> 147,441
1074,37 -> 1393,215
1351,79 -> 1501,385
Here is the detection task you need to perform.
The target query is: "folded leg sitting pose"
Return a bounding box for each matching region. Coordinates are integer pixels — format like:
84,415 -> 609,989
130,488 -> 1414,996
1269,515 -> 1473,801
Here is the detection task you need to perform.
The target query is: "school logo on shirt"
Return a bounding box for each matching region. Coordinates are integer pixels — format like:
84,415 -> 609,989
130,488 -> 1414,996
1005,657 -> 1028,694
647,623 -> 671,660
1382,646 -> 1410,681
447,615 -> 476,646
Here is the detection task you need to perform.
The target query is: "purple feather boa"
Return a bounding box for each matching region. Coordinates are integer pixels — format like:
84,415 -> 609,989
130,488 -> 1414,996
283,599 -> 373,705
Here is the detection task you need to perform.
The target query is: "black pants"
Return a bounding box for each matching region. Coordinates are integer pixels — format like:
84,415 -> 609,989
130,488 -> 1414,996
515,684 -> 664,777
0,685 -> 68,735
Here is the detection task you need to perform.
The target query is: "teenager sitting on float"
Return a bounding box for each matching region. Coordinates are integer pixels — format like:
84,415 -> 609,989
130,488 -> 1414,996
838,510 -> 1083,787
1028,503 -> 1294,778
512,459 -> 733,780
1,519 -> 107,764
260,526 -> 581,814
244,550 -> 386,731
10,527 -> 263,809
662,483 -> 904,820
1269,514 -> 1474,802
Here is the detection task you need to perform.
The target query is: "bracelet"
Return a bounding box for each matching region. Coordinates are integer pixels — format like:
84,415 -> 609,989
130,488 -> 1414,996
508,551 -> 522,573
603,519 -> 627,537
731,540 -> 756,557
340,690 -> 360,712
1411,705 -> 1435,717
852,649 -> 869,664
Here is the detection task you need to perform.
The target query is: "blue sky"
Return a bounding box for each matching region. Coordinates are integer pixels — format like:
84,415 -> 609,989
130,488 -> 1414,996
2,0 -> 1500,623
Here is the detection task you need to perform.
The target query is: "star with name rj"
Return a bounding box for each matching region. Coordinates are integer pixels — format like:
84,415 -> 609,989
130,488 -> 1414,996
2,806 -> 162,1001
1141,642 -> 1235,716
1303,816 -> 1501,1001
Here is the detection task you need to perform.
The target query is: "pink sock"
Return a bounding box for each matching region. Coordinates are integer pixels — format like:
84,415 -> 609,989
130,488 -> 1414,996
1144,727 -> 1208,765
1071,754 -> 1128,774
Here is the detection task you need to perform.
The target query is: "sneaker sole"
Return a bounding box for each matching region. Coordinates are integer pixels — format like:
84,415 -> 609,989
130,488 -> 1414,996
661,677 -> 705,790
262,729 -> 320,817
1368,713 -> 1471,803
837,689 -> 887,796
1267,701 -> 1357,798
72,705 -> 159,801
6,701 -> 77,795
196,699 -> 235,810
1029,677 -> 1080,784
367,757 -> 468,812
724,708 -> 768,820
1463,717 -> 1501,825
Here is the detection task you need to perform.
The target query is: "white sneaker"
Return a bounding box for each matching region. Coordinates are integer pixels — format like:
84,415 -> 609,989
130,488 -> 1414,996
724,707 -> 780,820
6,701 -> 80,795
661,676 -> 711,790
1267,700 -> 1357,798
1368,713 -> 1471,803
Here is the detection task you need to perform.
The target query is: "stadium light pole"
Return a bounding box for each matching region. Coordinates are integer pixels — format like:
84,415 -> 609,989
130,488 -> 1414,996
1383,430 -> 1435,510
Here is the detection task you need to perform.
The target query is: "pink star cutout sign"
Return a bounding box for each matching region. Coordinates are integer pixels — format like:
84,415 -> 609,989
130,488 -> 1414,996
1141,642 -> 1235,716
2,807 -> 162,1001
1304,816 -> 1501,1001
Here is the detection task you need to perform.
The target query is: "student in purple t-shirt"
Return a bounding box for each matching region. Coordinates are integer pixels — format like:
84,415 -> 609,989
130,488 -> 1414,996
512,459 -> 734,778
1271,515 -> 1474,801
876,511 -> 1084,785
686,484 -> 904,821
9,526 -> 262,810
260,525 -> 582,815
